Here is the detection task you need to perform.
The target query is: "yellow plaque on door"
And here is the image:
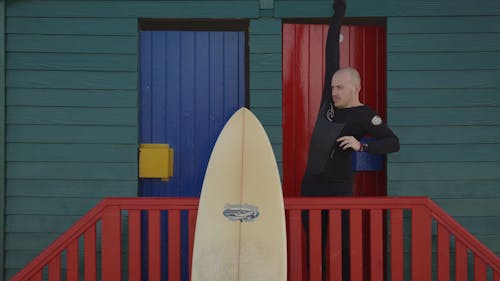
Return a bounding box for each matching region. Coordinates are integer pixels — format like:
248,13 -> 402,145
139,144 -> 174,181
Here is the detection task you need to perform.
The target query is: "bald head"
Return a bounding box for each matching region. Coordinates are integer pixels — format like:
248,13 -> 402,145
335,67 -> 361,89
330,67 -> 363,108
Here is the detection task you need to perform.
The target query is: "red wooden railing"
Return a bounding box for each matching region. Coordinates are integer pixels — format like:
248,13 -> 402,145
10,197 -> 500,281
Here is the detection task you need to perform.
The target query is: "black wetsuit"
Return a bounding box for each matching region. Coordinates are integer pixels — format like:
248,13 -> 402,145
303,105 -> 400,196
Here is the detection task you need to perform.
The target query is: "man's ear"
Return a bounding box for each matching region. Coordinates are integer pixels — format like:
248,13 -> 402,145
355,84 -> 361,94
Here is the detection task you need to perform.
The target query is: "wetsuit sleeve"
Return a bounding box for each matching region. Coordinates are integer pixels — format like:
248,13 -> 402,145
362,114 -> 400,154
320,0 -> 346,107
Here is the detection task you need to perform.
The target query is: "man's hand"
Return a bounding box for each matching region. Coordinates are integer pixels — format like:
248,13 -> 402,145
337,136 -> 361,151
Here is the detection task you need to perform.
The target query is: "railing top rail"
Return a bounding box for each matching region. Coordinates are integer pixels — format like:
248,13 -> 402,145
284,196 -> 431,209
103,196 -> 432,210
102,197 -> 200,210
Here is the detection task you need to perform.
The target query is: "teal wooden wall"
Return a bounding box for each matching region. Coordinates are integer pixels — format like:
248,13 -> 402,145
4,9 -> 139,281
1,1 -> 6,279
387,15 -> 500,257
249,17 -> 283,173
3,0 -> 500,279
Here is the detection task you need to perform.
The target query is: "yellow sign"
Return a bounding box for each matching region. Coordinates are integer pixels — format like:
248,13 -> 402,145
139,144 -> 174,181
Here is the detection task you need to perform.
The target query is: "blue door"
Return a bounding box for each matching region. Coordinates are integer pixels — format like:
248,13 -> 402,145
139,30 -> 246,280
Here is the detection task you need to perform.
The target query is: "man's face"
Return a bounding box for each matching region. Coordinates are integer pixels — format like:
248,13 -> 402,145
331,71 -> 357,109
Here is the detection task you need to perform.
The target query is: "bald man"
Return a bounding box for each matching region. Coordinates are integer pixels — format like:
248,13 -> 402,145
300,2 -> 399,279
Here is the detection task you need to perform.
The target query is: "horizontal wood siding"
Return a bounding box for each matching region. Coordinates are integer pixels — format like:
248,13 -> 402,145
3,1 -> 257,279
249,18 -> 283,173
4,5 -> 139,276
0,1 -> 6,279
7,1 -> 259,18
274,0 -> 500,17
386,15 -> 500,256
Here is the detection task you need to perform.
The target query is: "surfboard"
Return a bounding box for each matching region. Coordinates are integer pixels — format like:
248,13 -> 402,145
191,107 -> 287,281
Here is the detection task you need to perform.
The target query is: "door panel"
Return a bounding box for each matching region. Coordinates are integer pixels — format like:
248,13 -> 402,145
282,24 -> 387,197
140,30 -> 246,197
139,30 -> 246,281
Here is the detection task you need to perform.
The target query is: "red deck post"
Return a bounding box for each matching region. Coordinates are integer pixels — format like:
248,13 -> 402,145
188,209 -> 198,279
102,206 -> 122,281
437,224 -> 450,281
474,257 -> 487,281
455,240 -> 468,281
309,209 -> 323,281
370,209 -> 383,281
48,255 -> 61,281
288,209 -> 303,281
168,210 -> 181,281
350,209 -> 363,281
390,209 -> 404,281
128,210 -> 141,281
66,240 -> 79,281
412,206 -> 432,281
148,210 -> 161,281
84,225 -> 97,281
328,209 -> 342,281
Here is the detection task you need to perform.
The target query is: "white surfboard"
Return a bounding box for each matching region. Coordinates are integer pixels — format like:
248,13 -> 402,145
191,107 -> 287,281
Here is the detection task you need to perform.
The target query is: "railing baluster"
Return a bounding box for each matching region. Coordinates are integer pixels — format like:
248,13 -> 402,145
66,239 -> 79,281
84,225 -> 96,281
328,209 -> 342,281
390,209 -> 404,281
128,210 -> 141,281
370,209 -> 383,281
188,209 -> 198,280
168,210 -> 181,281
102,206 -> 122,281
437,224 -> 450,281
455,240 -> 468,281
351,209 -> 363,281
148,210 -> 161,281
412,206 -> 432,281
309,209 -> 322,281
48,255 -> 61,281
474,257 -> 487,281
288,209 -> 303,281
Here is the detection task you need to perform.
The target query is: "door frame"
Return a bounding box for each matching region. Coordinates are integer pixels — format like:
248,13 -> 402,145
282,18 -> 388,281
281,17 -> 388,197
137,20 -> 250,280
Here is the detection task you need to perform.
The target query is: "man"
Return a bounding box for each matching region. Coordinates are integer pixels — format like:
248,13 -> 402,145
300,0 -> 399,279
301,0 -> 399,200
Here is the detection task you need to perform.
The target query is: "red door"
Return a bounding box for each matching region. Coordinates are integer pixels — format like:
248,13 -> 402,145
282,23 -> 387,197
